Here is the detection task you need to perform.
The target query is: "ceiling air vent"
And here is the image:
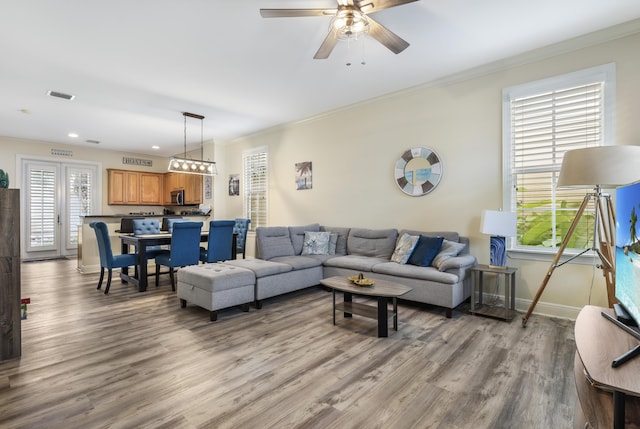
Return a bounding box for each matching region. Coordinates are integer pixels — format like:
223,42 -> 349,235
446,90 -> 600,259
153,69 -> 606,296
85,139 -> 100,144
47,90 -> 75,101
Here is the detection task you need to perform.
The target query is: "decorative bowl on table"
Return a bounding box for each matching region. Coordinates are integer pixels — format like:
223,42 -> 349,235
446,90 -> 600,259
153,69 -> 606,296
347,274 -> 374,287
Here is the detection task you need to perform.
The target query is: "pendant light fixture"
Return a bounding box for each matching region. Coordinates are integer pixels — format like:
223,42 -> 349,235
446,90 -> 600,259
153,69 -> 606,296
167,112 -> 217,176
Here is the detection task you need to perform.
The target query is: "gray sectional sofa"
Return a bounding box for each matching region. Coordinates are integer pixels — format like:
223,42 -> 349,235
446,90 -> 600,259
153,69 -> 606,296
226,223 -> 476,317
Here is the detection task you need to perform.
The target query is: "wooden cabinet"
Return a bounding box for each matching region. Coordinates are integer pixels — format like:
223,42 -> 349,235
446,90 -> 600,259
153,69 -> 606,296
185,175 -> 203,205
1,189 -> 21,360
163,173 -> 202,205
139,173 -> 163,205
108,169 -> 163,205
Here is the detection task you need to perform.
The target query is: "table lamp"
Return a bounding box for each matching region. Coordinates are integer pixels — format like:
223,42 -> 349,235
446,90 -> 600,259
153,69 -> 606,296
481,210 -> 517,268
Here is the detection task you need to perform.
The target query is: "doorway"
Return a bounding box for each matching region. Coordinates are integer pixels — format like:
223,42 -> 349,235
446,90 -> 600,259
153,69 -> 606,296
20,157 -> 101,260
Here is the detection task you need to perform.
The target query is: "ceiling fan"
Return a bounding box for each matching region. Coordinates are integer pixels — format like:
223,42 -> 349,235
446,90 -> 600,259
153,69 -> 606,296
260,0 -> 418,59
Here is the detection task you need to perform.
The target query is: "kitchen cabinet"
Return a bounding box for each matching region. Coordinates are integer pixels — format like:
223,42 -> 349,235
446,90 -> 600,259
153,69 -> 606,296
163,172 -> 202,205
108,169 -> 163,205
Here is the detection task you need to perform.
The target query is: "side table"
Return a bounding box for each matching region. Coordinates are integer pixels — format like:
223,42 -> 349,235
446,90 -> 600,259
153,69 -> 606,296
470,264 -> 517,321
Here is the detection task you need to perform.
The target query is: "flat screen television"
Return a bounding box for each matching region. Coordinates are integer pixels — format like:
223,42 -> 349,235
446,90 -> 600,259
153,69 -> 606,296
615,181 -> 640,328
607,181 -> 640,367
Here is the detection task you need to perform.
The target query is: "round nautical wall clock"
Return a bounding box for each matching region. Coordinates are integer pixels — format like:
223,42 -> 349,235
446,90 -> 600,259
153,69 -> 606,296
394,146 -> 443,196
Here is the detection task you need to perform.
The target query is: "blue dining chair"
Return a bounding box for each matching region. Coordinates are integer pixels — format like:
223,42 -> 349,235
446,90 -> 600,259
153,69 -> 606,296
166,218 -> 191,233
233,218 -> 251,259
132,219 -> 166,260
200,220 -> 235,263
90,221 -> 138,294
155,221 -> 203,290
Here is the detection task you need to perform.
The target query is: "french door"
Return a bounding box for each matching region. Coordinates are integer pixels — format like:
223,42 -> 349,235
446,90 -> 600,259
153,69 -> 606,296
21,158 -> 100,260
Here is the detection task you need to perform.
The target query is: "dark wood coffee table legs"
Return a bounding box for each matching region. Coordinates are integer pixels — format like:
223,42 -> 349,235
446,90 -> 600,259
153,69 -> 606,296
333,290 -> 397,337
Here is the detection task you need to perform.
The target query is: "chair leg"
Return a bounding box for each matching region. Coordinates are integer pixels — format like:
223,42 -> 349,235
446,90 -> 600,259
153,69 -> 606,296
105,269 -> 113,295
97,267 -> 105,290
155,265 -> 160,287
169,268 -> 175,291
210,310 -> 218,321
180,299 -> 187,308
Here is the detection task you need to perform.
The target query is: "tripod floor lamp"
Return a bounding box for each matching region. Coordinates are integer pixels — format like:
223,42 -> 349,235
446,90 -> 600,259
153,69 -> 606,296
522,145 -> 640,327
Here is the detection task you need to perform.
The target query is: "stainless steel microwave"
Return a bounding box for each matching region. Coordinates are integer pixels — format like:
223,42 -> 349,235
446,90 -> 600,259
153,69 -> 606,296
170,189 -> 184,205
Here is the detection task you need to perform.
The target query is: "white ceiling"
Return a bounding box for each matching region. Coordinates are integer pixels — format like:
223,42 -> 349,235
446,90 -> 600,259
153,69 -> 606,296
2,0 -> 640,157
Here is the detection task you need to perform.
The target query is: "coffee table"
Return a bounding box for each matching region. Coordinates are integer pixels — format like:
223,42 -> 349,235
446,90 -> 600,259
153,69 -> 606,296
320,276 -> 412,337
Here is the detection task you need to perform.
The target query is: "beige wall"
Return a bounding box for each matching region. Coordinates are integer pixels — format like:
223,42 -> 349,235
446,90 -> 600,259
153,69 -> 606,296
214,26 -> 640,319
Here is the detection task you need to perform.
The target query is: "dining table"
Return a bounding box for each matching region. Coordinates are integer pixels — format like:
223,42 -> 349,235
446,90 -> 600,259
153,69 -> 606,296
119,232 -> 237,292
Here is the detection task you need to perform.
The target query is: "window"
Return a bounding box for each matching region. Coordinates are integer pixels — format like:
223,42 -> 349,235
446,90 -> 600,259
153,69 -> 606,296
503,64 -> 615,256
67,166 -> 94,247
243,147 -> 268,230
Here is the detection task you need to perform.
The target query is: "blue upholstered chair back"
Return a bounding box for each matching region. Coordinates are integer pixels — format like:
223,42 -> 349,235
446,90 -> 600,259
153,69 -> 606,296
233,218 -> 251,257
169,221 -> 203,267
91,221 -> 114,268
132,219 -> 160,235
202,220 -> 235,263
166,218 -> 191,233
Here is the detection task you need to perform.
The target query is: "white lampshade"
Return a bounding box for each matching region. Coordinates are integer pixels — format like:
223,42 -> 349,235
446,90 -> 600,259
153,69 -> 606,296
557,145 -> 640,188
481,210 -> 517,237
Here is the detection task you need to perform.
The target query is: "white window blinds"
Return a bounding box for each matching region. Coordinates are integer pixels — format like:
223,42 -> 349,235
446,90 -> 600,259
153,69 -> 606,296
504,64 -> 614,253
67,167 -> 94,246
28,167 -> 57,250
243,149 -> 268,229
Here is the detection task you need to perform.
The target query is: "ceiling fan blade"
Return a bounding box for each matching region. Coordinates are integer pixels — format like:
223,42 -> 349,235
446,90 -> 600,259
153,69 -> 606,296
357,0 -> 419,14
260,9 -> 336,18
367,16 -> 409,54
313,33 -> 340,59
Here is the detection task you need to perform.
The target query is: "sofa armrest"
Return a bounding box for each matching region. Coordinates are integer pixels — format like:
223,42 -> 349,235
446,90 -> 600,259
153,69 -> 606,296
438,254 -> 476,272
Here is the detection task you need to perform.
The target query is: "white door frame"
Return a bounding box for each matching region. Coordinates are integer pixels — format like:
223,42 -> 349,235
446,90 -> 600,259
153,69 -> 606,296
17,154 -> 102,260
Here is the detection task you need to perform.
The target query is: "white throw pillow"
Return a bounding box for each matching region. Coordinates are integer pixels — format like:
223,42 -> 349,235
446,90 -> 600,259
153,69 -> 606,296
390,233 -> 419,264
301,231 -> 331,255
432,239 -> 465,270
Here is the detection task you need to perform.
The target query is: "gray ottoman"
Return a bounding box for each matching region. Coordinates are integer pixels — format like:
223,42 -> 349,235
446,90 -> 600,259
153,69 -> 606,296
177,263 -> 256,321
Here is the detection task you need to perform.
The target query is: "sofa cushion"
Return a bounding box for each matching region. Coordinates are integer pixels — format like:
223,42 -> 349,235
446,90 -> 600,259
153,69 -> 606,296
256,226 -> 295,260
399,229 -> 460,243
270,255 -> 323,270
346,228 -> 398,258
289,224 -> 320,255
372,262 -> 459,284
224,258 -> 293,277
432,239 -> 466,270
407,235 -> 444,267
320,226 -> 350,255
390,233 -> 419,264
323,254 -> 389,272
301,231 -> 331,255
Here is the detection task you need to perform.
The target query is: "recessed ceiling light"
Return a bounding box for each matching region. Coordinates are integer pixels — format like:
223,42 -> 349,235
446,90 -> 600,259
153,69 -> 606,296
152,145 -> 160,150
68,133 -> 79,138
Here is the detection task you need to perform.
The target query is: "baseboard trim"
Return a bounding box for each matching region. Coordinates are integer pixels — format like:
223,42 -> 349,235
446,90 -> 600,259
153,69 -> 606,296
479,293 -> 581,321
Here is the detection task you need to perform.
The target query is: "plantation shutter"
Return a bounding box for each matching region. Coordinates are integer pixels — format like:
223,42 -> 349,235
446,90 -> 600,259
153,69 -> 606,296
510,82 -> 604,250
243,149 -> 268,229
28,167 -> 57,251
67,167 -> 94,247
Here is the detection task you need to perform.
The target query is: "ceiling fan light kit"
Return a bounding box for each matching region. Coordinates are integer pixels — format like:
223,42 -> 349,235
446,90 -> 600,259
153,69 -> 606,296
167,112 -> 217,176
260,0 -> 417,59
330,9 -> 369,39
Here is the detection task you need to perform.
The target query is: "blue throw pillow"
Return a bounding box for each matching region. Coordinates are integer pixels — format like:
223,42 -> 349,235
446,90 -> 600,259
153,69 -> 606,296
408,235 -> 444,267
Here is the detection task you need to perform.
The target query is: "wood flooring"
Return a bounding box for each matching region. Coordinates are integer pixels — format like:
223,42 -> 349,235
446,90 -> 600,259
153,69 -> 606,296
0,259 -> 577,429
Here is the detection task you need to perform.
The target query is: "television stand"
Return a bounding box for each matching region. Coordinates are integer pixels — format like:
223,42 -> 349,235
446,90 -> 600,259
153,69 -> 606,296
601,310 -> 640,367
575,306 -> 640,428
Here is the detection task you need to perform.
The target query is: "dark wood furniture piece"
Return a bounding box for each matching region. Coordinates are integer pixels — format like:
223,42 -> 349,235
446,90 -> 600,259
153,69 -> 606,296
0,189 -> 21,361
574,305 -> 640,428
469,264 -> 517,321
120,233 -> 236,292
320,276 -> 411,338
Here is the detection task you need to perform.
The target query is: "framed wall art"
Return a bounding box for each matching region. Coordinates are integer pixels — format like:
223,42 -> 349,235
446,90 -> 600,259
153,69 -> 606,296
394,146 -> 442,196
